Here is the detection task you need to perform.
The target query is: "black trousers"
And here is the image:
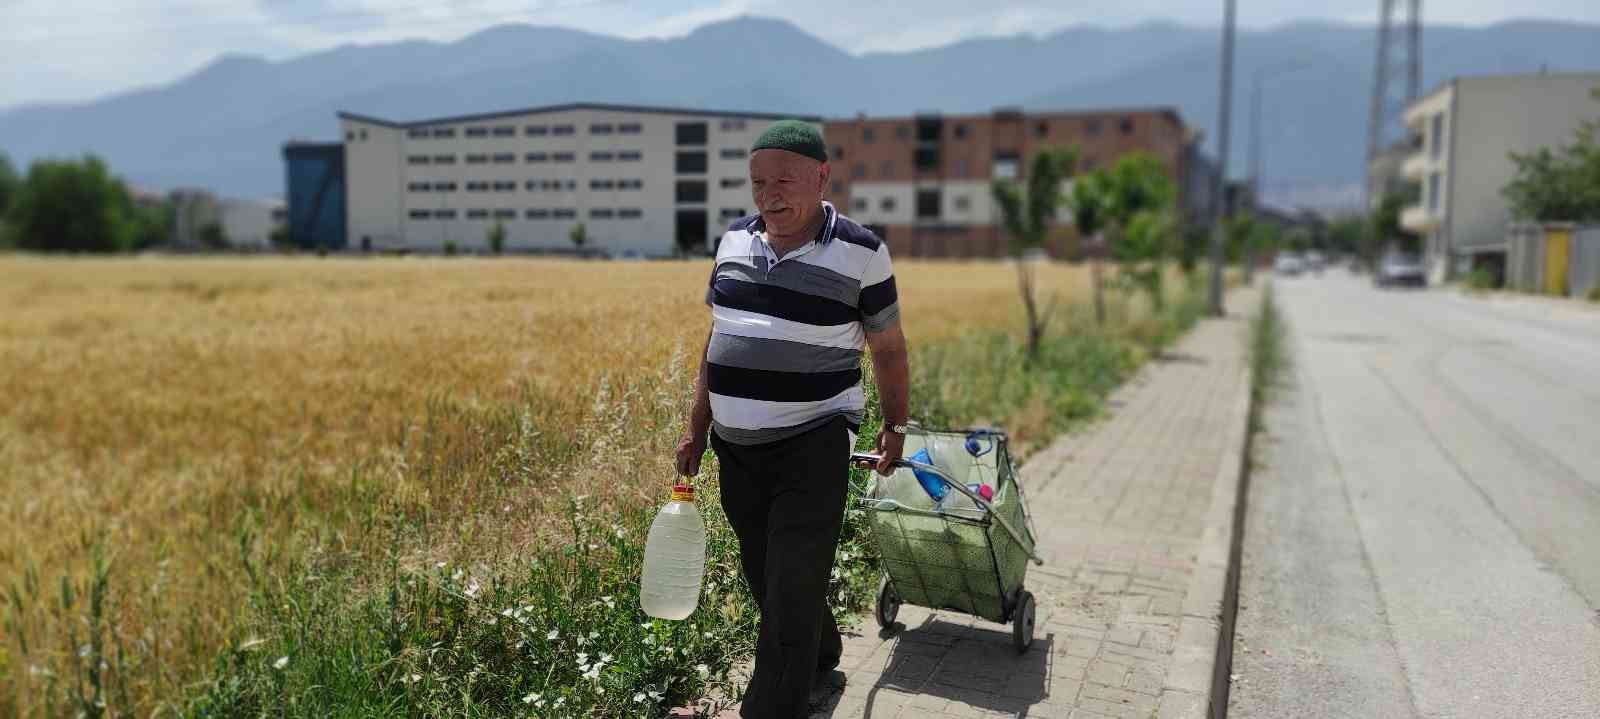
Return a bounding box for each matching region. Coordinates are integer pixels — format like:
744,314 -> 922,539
711,417 -> 851,719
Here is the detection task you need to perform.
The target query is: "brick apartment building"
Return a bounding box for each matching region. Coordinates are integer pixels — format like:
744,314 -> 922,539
822,107 -> 1208,258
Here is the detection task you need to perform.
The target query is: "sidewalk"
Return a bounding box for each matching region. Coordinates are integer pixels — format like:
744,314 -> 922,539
811,288 -> 1262,719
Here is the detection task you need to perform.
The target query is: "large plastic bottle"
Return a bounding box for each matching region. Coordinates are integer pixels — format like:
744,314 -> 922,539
640,483 -> 706,620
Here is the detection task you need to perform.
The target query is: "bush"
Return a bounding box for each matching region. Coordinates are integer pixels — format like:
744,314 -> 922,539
443,240 -> 458,256
1463,267 -> 1497,292
1587,284 -> 1600,303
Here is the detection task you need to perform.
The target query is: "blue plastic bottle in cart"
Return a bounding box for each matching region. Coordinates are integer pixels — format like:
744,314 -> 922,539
907,448 -> 947,502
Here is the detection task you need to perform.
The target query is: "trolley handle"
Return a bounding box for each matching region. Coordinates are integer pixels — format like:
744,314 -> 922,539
850,452 -> 1043,566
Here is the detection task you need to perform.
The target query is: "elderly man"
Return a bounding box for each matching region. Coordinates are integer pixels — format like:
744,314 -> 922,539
674,119 -> 910,719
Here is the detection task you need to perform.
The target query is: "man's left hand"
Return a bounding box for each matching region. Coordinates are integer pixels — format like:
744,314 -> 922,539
873,428 -> 904,476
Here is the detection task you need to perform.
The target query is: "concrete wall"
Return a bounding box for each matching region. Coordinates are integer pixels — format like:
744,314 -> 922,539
220,199 -> 284,248
342,118 -> 404,249
1450,75 -> 1600,256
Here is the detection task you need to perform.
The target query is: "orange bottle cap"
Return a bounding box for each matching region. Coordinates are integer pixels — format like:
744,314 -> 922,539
671,483 -> 695,502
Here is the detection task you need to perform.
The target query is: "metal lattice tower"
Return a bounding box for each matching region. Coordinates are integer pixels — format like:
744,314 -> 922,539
1364,0 -> 1422,204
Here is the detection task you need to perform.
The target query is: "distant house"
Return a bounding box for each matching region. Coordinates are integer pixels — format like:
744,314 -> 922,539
1399,72 -> 1600,281
220,198 -> 286,250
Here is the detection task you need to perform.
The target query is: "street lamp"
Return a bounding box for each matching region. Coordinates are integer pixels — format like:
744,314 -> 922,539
1207,0 -> 1236,317
1245,61 -> 1308,283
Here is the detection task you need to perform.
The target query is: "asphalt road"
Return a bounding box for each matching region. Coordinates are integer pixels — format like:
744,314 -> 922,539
1229,270 -> 1600,718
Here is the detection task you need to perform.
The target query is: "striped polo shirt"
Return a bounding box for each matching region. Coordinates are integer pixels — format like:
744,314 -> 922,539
705,201 -> 899,446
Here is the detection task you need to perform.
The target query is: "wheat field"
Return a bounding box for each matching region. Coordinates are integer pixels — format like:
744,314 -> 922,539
0,256 -> 1094,712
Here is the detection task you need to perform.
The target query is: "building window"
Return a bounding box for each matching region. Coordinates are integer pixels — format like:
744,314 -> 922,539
433,155 -> 456,164
407,155 -> 430,165
862,127 -> 876,143
552,152 -> 575,163
466,127 -> 489,138
590,208 -> 615,219
1082,157 -> 1097,170
719,177 -> 746,189
493,126 -> 515,137
850,163 -> 866,179
831,180 -> 844,195
590,151 -> 614,162
1034,121 -> 1049,138
408,209 -> 431,219
954,123 -> 969,139
831,146 -> 845,160
408,128 -> 428,139
590,179 -> 616,190
526,125 -> 548,136
619,179 -> 643,190
618,122 -> 643,134
676,180 -> 708,203
492,153 -> 516,164
719,148 -> 747,160
466,182 -> 489,192
720,119 -> 747,132
564,179 -> 576,190
466,154 -> 489,164
676,122 -> 708,146
953,195 -> 971,212
895,125 -> 911,141
527,208 -> 550,219
494,209 -> 516,219
526,152 -> 548,163
346,128 -> 361,139
879,160 -> 894,179
618,208 -> 643,219
526,180 -> 539,191
434,182 -> 457,192
408,181 -> 431,192
432,128 -> 455,138
551,125 -> 575,136
852,198 -> 868,213
466,209 -> 490,219
718,208 -> 747,220
676,151 -> 708,173
992,151 -> 1019,180
913,147 -> 939,171
1119,117 -> 1134,135
493,181 -> 516,192
880,197 -> 896,212
1085,118 -> 1101,135
590,123 -> 614,135
916,189 -> 940,219
618,150 -> 642,161
435,209 -> 458,219
1430,113 -> 1445,159
1427,171 -> 1441,211
552,208 -> 576,219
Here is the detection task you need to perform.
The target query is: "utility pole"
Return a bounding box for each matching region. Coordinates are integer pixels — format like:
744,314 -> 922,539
1207,0 -> 1236,317
1246,62 -> 1308,284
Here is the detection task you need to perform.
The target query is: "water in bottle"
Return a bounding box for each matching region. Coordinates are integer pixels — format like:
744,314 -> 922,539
640,483 -> 706,620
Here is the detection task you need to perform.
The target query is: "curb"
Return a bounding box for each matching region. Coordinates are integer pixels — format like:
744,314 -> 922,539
1157,299 -> 1261,719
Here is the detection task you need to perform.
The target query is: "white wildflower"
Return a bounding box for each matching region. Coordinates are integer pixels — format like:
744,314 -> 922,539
522,691 -> 540,704
463,579 -> 481,599
576,652 -> 589,665
696,664 -> 710,678
410,673 -> 422,684
501,608 -> 515,618
599,652 -> 612,663
601,596 -> 615,609
633,692 -> 646,703
547,629 -> 559,640
648,689 -> 663,701
643,636 -> 655,646
272,656 -> 289,670
435,561 -> 447,569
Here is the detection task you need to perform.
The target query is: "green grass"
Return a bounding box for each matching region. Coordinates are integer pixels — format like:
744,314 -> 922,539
1248,285 -> 1288,433
145,278 -> 1215,718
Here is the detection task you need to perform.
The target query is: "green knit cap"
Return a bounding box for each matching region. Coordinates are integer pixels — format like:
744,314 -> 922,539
750,120 -> 827,163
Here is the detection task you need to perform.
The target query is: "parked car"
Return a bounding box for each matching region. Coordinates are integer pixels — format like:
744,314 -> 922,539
1375,253 -> 1427,288
1274,253 -> 1305,276
1304,251 -> 1327,274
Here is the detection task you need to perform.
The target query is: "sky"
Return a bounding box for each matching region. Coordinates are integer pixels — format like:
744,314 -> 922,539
3,0 -> 1599,110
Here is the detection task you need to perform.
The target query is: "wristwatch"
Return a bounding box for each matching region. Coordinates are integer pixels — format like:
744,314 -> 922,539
886,423 -> 911,435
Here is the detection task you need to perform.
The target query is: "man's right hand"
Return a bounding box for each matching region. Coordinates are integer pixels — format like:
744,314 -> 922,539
674,431 -> 708,478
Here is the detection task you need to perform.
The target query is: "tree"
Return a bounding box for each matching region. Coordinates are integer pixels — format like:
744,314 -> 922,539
569,222 -> 588,252
0,152 -> 18,217
5,155 -> 135,253
992,146 -> 1077,359
1371,184 -> 1421,256
198,221 -> 228,249
1071,152 -> 1176,318
1502,87 -> 1600,222
488,220 -> 506,255
1326,216 -> 1364,257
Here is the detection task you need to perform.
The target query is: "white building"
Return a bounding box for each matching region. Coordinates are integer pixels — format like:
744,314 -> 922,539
1400,73 -> 1600,279
220,198 -> 286,249
337,104 -> 820,255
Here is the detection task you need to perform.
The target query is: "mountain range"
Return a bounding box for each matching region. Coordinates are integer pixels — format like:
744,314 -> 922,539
2,16 -> 1598,208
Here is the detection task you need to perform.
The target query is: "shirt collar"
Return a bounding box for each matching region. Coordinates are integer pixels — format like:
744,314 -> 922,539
751,202 -> 836,263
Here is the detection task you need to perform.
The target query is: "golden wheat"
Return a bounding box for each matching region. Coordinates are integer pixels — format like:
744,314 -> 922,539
0,256 -> 1094,711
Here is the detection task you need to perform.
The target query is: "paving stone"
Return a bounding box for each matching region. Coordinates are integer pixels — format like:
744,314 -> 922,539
1086,659 -> 1130,686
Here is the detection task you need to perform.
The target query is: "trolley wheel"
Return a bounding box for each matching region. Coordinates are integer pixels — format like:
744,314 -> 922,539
875,576 -> 900,630
1012,591 -> 1036,654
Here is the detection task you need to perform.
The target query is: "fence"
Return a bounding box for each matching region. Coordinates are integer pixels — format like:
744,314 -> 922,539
1505,223 -> 1600,297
